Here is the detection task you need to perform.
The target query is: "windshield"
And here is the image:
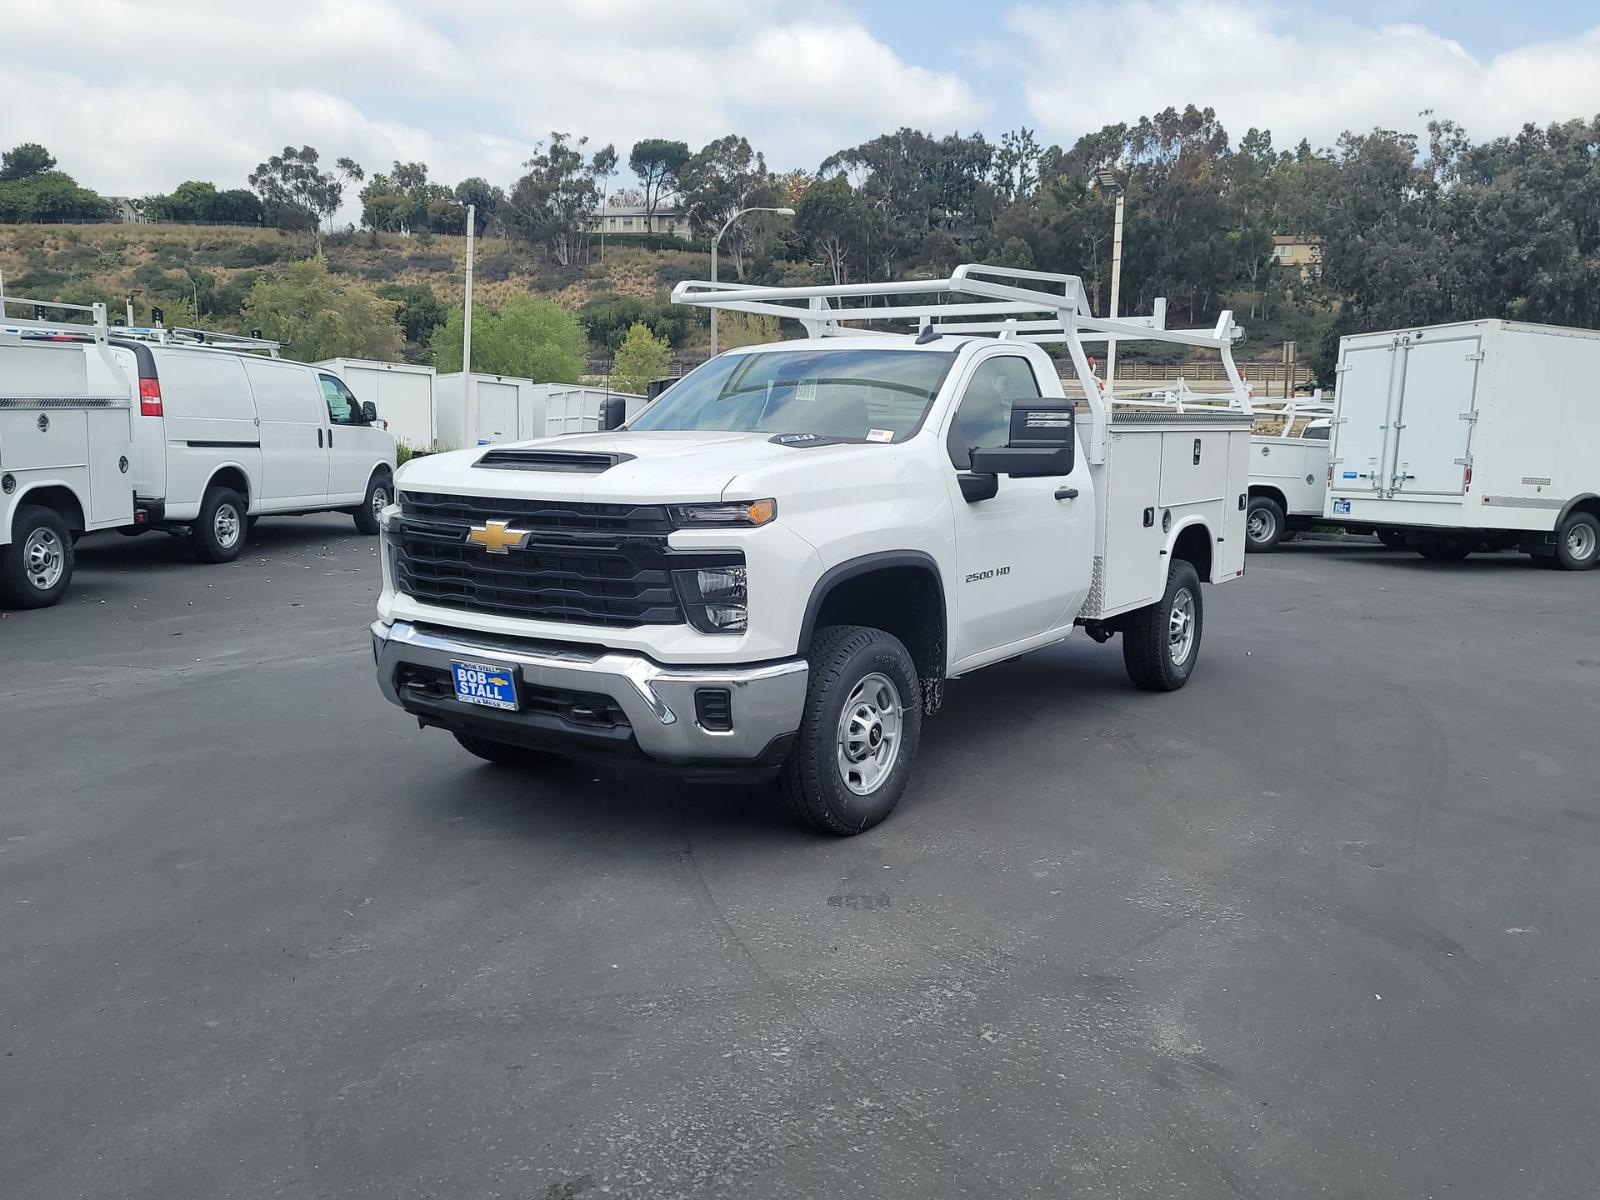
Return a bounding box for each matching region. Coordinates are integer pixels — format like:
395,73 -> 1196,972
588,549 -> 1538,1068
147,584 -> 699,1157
628,348 -> 957,442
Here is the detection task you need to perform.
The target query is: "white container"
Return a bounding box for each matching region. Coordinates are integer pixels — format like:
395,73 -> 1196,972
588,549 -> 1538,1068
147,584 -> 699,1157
538,384 -> 646,436
1325,319 -> 1600,546
435,371 -> 541,448
314,357 -> 436,449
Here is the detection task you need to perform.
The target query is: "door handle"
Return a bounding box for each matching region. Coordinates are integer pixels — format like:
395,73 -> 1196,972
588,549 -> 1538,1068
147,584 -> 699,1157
1055,486 -> 1079,500
328,428 -> 334,447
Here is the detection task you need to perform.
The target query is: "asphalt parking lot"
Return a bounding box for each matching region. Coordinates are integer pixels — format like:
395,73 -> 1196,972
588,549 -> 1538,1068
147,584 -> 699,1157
4,521 -> 1598,1199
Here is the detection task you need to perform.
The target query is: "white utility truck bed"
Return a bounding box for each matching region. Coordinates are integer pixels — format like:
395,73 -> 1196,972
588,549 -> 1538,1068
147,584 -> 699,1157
371,265 -> 1255,833
1327,319 -> 1600,567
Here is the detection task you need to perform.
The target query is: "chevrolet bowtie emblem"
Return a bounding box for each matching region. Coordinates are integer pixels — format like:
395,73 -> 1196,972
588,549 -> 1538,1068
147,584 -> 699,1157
465,519 -> 532,554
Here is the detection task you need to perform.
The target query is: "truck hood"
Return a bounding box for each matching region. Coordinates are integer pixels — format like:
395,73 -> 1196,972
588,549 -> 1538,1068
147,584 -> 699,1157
394,430 -> 906,504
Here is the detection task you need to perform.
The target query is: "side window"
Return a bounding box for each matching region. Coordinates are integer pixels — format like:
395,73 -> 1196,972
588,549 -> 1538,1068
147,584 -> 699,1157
946,356 -> 1042,470
319,375 -> 361,425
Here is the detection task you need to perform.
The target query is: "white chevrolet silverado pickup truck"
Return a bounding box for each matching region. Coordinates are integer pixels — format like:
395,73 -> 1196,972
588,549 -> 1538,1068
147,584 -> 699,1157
372,266 -> 1254,833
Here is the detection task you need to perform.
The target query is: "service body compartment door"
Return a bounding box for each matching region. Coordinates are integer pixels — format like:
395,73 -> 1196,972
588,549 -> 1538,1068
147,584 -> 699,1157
1159,431 -> 1230,507
1331,341 -> 1397,494
85,406 -> 135,526
1097,429 -> 1167,614
1393,335 -> 1478,495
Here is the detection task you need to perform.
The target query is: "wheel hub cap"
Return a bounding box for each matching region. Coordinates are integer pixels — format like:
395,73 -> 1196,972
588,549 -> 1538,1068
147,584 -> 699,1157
23,528 -> 64,590
836,673 -> 903,796
1567,524 -> 1595,561
215,504 -> 240,548
1169,588 -> 1196,666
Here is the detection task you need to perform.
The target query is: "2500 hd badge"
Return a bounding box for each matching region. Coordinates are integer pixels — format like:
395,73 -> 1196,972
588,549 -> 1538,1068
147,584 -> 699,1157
965,566 -> 1011,583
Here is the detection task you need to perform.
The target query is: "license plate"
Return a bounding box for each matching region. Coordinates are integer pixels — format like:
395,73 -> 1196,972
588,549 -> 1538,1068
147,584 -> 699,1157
1332,498 -> 1352,514
451,661 -> 517,710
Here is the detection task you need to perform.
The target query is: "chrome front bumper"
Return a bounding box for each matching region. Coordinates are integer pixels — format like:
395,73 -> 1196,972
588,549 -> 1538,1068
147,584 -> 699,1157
372,620 -> 808,769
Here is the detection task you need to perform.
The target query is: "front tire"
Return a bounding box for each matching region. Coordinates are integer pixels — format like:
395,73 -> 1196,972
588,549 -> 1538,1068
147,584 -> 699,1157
453,732 -> 552,766
1122,560 -> 1203,692
778,624 -> 923,836
353,470 -> 392,535
1,505 -> 74,609
1554,511 -> 1600,571
189,486 -> 247,563
1245,496 -> 1286,552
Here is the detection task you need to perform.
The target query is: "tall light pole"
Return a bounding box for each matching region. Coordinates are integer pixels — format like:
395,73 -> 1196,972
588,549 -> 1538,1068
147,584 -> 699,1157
709,205 -> 794,356
462,203 -> 476,377
1092,167 -> 1125,393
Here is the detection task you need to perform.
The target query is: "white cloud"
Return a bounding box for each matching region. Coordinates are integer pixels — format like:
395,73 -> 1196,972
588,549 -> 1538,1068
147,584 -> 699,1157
1006,1 -> 1600,151
0,0 -> 986,219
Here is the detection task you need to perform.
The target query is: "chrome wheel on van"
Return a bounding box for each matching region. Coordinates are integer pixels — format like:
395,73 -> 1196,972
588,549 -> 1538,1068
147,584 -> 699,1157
213,502 -> 242,550
1566,522 -> 1596,563
23,527 -> 65,591
371,483 -> 390,519
1168,586 -> 1196,666
836,672 -> 903,796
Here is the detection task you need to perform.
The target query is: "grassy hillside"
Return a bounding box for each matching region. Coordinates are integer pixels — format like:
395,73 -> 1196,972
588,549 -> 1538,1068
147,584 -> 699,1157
0,222 -> 1318,371
0,222 -> 713,357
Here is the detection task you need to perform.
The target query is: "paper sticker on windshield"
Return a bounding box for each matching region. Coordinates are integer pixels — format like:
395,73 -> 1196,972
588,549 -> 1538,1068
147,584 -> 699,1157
794,379 -> 818,403
867,428 -> 894,443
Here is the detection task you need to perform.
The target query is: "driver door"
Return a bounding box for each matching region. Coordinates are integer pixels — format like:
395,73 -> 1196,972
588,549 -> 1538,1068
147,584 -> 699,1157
941,353 -> 1094,666
319,373 -> 383,503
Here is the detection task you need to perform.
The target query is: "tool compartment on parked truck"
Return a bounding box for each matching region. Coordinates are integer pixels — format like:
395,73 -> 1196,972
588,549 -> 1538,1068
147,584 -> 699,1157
0,296 -> 136,608
371,265 -> 1255,833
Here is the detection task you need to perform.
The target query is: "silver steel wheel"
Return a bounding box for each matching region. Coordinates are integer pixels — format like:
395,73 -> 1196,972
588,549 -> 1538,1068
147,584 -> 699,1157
214,502 -> 241,549
835,672 -> 903,796
1168,587 -> 1196,666
23,526 -> 65,592
371,483 -> 389,517
1566,521 -> 1596,563
1247,507 -> 1275,544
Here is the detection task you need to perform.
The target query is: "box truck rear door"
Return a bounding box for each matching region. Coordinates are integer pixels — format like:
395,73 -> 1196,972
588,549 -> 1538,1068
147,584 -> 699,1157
1393,335 -> 1478,495
1333,341 -> 1396,493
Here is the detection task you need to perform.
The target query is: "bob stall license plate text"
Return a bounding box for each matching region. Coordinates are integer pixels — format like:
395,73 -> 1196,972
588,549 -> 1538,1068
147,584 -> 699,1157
451,661 -> 518,710
1332,498 -> 1352,514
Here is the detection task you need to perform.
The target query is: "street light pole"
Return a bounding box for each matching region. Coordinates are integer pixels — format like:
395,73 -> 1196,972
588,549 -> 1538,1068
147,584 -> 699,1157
1091,167 -> 1126,395
463,203 -> 476,377
709,204 -> 795,356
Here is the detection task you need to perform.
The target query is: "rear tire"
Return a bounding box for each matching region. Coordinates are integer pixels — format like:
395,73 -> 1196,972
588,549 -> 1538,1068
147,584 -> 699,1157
1245,496 -> 1286,553
453,732 -> 552,766
1553,511 -> 1600,571
353,470 -> 392,536
1122,560 -> 1203,692
1376,529 -> 1407,549
778,624 -> 922,836
1416,537 -> 1472,562
189,486 -> 247,563
1,505 -> 74,609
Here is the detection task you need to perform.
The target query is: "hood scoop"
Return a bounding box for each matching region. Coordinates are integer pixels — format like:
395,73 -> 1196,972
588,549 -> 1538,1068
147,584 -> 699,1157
474,447 -> 636,473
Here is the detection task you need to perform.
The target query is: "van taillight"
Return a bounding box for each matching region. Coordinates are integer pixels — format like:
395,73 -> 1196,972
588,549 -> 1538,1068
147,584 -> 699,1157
139,377 -> 163,416
1464,463 -> 1472,491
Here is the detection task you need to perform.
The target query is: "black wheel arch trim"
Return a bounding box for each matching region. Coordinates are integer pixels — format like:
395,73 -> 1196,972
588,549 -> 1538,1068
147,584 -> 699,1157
1557,494 -> 1600,525
796,550 -> 947,657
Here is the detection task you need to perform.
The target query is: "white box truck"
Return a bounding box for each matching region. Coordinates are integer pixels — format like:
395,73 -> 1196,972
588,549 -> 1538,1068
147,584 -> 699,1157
540,385 -> 646,436
1326,319 -> 1600,568
314,358 -> 436,450
435,371 -> 541,448
371,265 -> 1255,835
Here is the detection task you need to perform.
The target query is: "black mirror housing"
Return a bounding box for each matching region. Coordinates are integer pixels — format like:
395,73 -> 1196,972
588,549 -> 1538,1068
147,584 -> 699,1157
969,444 -> 1074,479
360,400 -> 378,423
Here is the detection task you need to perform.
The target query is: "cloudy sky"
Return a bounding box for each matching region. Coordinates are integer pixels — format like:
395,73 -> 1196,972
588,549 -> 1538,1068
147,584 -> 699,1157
6,0 -> 1600,212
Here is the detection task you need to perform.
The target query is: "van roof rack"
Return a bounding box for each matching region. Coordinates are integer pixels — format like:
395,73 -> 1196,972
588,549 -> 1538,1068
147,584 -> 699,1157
670,264 -> 1253,464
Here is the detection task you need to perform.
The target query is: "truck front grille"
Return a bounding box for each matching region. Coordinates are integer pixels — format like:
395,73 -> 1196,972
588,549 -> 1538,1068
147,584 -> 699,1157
395,491 -> 736,628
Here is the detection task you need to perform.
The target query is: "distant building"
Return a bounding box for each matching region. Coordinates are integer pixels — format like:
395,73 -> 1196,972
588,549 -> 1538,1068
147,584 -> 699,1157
1271,234 -> 1321,278
103,197 -> 148,224
588,203 -> 692,240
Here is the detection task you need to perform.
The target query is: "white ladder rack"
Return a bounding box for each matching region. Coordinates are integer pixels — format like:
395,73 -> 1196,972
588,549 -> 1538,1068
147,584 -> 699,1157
670,264 -> 1253,464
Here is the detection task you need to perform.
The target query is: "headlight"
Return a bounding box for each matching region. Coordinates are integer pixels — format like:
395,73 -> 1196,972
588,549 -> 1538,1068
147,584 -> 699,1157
674,564 -> 748,633
669,499 -> 776,527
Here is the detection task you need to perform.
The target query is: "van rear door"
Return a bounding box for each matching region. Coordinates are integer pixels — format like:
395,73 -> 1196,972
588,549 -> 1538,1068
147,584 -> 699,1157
241,359 -> 329,508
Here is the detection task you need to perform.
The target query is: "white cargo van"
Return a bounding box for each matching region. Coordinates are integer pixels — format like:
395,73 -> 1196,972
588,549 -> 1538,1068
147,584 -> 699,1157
1326,319 -> 1600,568
313,357 -> 436,450
81,329 -> 397,561
0,298 -> 137,607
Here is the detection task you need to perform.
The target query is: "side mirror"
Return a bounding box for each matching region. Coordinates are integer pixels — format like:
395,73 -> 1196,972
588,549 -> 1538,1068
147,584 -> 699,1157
966,402 -> 1077,479
360,400 -> 378,424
